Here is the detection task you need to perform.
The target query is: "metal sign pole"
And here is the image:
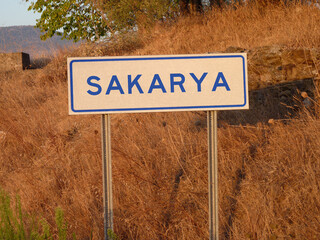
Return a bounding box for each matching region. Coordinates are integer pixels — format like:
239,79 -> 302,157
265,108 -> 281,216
101,114 -> 113,240
207,111 -> 219,240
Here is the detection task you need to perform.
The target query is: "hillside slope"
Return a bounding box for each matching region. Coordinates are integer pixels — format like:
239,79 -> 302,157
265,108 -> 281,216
0,3 -> 319,239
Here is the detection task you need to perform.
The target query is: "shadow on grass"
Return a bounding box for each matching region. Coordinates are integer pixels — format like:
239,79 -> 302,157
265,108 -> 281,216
29,57 -> 52,69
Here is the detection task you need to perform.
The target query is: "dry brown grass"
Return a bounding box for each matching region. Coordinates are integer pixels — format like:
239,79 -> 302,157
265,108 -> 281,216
137,3 -> 320,55
0,2 -> 320,239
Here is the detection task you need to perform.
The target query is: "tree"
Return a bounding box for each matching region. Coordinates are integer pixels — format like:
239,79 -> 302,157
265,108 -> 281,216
99,0 -> 180,32
26,0 -> 182,42
25,0 -> 111,41
209,0 -> 223,8
180,0 -> 203,15
26,0 -> 221,42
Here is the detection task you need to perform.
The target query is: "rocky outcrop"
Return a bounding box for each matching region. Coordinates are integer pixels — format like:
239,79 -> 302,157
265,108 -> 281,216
225,45 -> 320,90
218,78 -> 316,125
211,46 -> 320,125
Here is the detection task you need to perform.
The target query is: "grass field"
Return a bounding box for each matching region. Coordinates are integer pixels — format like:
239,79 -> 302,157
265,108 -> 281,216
0,2 -> 320,239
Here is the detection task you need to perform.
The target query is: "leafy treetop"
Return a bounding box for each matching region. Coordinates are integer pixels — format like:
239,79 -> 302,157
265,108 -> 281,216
26,0 -> 220,42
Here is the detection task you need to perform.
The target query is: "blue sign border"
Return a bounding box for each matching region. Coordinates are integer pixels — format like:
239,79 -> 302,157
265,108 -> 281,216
69,55 -> 247,113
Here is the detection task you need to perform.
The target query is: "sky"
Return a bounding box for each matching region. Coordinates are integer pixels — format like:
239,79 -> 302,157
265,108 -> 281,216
0,0 -> 40,27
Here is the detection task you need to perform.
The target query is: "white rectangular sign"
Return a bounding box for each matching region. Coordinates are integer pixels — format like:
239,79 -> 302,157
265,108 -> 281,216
68,54 -> 248,114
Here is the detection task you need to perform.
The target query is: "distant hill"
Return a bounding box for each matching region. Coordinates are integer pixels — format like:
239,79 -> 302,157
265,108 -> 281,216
0,26 -> 78,58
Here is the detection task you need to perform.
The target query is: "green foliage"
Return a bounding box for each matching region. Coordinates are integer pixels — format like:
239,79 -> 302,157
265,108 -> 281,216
25,0 -> 109,42
26,0 -> 235,42
0,189 -> 26,240
29,219 -> 53,240
55,207 -> 67,240
0,188 -> 74,240
25,0 -> 182,42
107,229 -> 119,240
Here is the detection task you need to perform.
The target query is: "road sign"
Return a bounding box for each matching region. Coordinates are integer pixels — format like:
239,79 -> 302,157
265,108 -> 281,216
67,53 -> 249,240
68,54 -> 248,114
